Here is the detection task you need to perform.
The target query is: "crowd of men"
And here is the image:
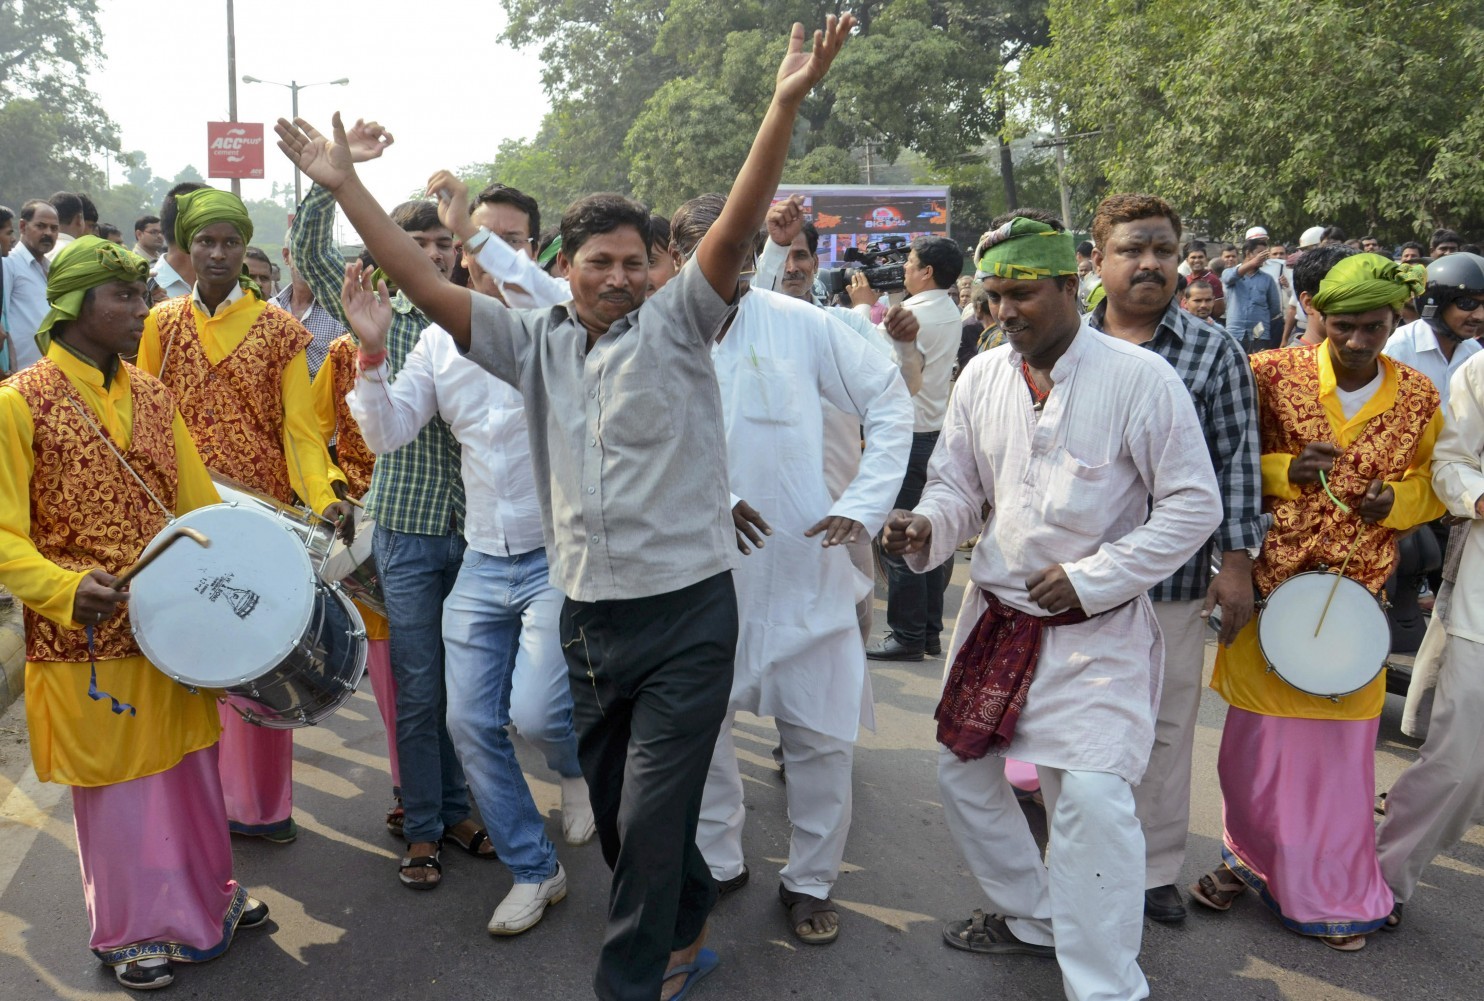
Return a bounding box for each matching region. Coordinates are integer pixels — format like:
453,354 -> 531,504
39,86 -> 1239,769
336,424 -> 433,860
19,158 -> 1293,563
4,14 -> 1484,1001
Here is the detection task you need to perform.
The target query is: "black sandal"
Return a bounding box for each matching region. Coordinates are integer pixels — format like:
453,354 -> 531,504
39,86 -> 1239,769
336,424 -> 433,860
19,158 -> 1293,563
385,799 -> 404,838
444,826 -> 498,860
114,958 -> 174,990
398,847 -> 442,890
942,909 -> 1055,957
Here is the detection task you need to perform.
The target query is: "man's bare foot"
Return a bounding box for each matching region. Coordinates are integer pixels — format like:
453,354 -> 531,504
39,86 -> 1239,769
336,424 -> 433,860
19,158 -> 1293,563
660,924 -> 708,1000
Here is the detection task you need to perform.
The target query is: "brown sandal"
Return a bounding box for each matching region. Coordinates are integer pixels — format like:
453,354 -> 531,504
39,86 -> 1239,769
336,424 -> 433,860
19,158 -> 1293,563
1322,934 -> 1366,952
779,885 -> 840,945
1189,866 -> 1247,912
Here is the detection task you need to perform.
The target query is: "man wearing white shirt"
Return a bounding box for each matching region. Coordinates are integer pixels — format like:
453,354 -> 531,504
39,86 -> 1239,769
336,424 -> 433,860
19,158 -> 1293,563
669,194 -> 913,945
1383,253 -> 1484,413
43,191 -> 90,262
1,200 -> 60,372
856,235 -> 966,662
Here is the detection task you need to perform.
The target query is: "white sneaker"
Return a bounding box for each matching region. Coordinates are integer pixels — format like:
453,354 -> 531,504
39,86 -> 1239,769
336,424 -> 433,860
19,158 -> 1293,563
560,775 -> 596,846
487,862 -> 567,936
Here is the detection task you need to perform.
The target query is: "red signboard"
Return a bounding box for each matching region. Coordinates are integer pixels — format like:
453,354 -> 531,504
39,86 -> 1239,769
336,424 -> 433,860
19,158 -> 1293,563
206,121 -> 265,179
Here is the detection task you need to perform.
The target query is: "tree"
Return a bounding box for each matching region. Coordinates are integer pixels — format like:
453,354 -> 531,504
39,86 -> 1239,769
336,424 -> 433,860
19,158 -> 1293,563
1022,0 -> 1484,241
0,0 -> 120,197
786,146 -> 862,185
626,78 -> 755,213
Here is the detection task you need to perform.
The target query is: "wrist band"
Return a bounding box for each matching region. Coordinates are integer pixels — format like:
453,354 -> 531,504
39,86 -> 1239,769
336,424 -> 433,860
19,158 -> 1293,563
358,349 -> 387,370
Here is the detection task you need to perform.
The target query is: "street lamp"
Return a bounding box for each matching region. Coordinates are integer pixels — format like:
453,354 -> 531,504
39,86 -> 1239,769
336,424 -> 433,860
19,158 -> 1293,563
241,75 -> 350,205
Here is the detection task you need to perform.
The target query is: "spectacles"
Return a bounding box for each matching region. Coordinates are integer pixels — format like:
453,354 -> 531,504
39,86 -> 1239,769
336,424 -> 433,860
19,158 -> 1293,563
498,232 -> 536,250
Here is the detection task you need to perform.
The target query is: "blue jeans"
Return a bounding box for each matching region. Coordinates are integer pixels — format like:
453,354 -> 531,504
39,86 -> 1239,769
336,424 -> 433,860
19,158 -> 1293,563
374,525 -> 468,844
442,547 -> 565,882
881,430 -> 952,649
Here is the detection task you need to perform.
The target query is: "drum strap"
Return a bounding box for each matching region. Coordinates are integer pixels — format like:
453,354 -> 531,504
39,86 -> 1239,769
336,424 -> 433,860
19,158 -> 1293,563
84,625 -> 136,717
61,395 -> 174,522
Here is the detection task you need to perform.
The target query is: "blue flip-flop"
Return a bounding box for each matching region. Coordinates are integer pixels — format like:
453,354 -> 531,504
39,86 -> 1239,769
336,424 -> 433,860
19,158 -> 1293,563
664,946 -> 719,1000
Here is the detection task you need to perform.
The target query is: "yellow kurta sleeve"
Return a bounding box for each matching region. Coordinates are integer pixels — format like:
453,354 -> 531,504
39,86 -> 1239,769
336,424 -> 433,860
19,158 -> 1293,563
1261,453 -> 1301,501
0,388 -> 89,629
280,349 -> 344,513
1381,408 -> 1446,531
310,354 -> 339,440
171,412 -> 222,515
136,310 -> 165,376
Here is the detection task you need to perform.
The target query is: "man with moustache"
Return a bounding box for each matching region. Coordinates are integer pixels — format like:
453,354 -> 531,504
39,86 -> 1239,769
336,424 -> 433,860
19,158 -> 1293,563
1182,240 -> 1225,320
1180,280 -> 1217,324
884,211 -> 1218,1000
1085,194 -> 1263,923
1384,253 -> 1484,410
2,200 -> 61,372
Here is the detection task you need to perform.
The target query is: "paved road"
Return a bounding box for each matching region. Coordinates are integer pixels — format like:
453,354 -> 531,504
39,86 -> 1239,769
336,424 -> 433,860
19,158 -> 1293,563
1,555 -> 1481,1000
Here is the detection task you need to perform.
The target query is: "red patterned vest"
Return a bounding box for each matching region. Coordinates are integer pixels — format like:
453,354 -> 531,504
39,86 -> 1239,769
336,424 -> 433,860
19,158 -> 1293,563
326,335 -> 375,498
1250,347 -> 1439,597
151,296 -> 312,503
10,359 -> 178,662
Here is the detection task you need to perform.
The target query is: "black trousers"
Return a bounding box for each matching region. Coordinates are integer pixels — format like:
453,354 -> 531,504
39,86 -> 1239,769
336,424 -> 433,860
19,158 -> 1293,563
881,430 -> 952,648
561,571 -> 738,1001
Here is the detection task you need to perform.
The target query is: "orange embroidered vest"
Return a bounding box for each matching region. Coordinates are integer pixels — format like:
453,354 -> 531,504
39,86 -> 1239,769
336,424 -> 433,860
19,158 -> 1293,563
326,335 -> 375,498
1251,347 -> 1439,597
152,297 -> 311,503
10,359 -> 178,662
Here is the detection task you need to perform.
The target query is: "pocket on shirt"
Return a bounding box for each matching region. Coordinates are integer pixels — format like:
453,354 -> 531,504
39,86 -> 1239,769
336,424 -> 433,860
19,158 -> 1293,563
738,358 -> 800,426
601,381 -> 676,447
1041,447 -> 1118,533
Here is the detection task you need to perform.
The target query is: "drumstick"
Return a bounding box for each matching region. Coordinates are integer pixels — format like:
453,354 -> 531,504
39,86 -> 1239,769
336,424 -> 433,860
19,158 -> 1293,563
1313,529 -> 1366,638
111,527 -> 212,590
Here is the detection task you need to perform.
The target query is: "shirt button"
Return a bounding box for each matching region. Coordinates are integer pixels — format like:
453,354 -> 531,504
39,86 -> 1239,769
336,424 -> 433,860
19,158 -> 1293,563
589,391 -> 596,399
591,534 -> 599,543
589,437 -> 597,447
587,486 -> 595,494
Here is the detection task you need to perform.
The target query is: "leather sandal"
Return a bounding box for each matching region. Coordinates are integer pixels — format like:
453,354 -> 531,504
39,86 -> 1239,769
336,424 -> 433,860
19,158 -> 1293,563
942,909 -> 1055,957
1189,866 -> 1247,912
385,799 -> 404,838
444,825 -> 498,860
398,847 -> 442,890
1322,934 -> 1366,952
779,884 -> 840,945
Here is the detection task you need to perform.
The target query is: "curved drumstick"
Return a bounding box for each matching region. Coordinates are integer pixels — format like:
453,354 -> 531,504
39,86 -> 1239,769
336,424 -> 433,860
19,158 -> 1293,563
111,527 -> 212,590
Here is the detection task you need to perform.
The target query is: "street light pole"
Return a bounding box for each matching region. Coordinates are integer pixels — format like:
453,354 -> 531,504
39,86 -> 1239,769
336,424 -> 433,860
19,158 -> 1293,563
241,75 -> 349,207
226,0 -> 240,198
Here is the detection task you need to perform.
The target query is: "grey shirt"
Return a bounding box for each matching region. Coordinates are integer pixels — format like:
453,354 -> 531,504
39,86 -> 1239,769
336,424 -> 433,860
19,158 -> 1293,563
466,259 -> 737,602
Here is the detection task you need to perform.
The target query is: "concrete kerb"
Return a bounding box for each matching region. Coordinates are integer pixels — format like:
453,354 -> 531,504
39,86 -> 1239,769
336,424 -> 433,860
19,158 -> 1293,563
0,590 -> 24,717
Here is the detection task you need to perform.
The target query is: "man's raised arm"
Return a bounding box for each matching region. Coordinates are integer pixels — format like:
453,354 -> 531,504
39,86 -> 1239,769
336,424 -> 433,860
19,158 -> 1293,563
696,14 -> 855,302
276,113 -> 474,348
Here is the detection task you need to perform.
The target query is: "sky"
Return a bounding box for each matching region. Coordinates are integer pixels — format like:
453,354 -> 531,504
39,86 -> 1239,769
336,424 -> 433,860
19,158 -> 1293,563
91,0 -> 551,215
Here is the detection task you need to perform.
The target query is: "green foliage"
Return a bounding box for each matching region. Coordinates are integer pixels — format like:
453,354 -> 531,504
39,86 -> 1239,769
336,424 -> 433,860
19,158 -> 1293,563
0,0 -> 120,197
1022,0 -> 1484,241
786,146 -> 862,185
626,78 -> 755,213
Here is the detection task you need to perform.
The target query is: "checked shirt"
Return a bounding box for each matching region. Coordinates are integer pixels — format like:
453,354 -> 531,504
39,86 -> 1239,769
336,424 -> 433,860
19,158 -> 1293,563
1090,297 -> 1264,602
291,184 -> 464,536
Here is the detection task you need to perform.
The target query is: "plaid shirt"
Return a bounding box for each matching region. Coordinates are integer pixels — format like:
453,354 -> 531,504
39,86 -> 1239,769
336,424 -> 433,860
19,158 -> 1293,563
1090,297 -> 1264,602
272,283 -> 346,378
290,184 -> 464,536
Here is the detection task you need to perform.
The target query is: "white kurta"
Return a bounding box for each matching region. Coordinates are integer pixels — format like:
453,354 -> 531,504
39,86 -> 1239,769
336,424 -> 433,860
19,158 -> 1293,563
714,289 -> 913,742
1431,353 -> 1484,644
907,323 -> 1221,783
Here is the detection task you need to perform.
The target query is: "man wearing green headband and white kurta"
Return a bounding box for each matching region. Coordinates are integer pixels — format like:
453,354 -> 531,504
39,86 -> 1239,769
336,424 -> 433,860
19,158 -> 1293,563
0,237 -> 271,990
881,213 -> 1219,1001
134,187 -> 354,845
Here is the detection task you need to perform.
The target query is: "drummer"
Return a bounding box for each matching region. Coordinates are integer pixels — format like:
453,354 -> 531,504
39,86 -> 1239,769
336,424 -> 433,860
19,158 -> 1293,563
311,331 -> 400,833
1190,254 -> 1444,951
0,237 -> 270,990
135,187 -> 355,845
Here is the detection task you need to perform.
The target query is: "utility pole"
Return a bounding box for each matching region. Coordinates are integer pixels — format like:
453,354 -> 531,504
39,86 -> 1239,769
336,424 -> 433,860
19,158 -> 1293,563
226,0 -> 240,197
1053,120 -> 1072,231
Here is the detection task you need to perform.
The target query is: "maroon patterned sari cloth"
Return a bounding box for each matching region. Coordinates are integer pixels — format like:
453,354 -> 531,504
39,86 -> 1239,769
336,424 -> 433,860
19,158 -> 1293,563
934,589 -> 1089,761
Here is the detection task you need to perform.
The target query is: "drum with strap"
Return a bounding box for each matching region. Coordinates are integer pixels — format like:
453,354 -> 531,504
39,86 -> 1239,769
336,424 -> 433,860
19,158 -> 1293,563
1256,570 -> 1390,700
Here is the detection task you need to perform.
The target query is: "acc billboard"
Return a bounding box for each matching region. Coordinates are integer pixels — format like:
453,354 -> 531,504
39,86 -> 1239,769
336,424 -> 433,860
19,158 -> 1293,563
207,122 -> 265,179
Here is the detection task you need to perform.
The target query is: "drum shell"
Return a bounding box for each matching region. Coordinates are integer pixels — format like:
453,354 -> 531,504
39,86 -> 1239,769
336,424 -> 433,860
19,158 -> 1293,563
1256,571 -> 1390,700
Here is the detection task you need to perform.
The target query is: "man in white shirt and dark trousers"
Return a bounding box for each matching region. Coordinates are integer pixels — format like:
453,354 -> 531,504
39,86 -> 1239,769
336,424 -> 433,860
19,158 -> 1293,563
276,15 -> 856,998
861,235 -> 966,662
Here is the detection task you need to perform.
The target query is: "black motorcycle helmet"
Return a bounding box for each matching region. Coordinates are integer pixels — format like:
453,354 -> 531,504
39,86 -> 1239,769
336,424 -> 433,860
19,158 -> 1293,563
1418,251 -> 1484,337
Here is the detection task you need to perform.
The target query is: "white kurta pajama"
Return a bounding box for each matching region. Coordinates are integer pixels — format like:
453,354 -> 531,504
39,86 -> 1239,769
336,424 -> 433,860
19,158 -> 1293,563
697,288 -> 912,898
912,325 -> 1219,1001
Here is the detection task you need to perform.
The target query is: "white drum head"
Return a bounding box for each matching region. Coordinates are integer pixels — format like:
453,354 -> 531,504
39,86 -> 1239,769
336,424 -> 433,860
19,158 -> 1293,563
1257,571 -> 1389,698
319,506 -> 375,582
130,505 -> 316,687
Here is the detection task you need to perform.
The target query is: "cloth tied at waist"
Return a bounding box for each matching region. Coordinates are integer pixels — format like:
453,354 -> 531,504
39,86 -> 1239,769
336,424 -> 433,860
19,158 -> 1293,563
934,588 -> 1090,761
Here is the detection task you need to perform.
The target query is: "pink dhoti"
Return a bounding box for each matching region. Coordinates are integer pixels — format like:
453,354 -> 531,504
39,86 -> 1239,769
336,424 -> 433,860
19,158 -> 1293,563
365,638 -> 400,789
217,704 -> 294,835
75,744 -> 249,963
1218,707 -> 1392,936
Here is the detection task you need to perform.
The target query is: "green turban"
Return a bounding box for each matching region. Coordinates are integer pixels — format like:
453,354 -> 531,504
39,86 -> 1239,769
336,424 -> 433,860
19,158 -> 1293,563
172,187 -> 261,297
35,236 -> 150,355
1311,253 -> 1427,315
975,216 -> 1079,281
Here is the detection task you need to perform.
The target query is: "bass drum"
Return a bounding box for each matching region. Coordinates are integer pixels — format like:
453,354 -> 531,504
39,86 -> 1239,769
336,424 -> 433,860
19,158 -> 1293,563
128,502 -> 367,728
1256,571 -> 1389,700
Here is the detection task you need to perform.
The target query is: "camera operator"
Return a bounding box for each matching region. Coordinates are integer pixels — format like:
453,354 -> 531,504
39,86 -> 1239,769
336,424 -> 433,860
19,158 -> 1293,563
846,234 -> 965,662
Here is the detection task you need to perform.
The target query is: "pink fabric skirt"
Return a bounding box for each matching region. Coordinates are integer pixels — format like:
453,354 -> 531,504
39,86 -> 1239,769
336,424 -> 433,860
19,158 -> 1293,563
365,638 -> 400,789
1218,707 -> 1392,936
74,745 -> 249,963
217,703 -> 294,835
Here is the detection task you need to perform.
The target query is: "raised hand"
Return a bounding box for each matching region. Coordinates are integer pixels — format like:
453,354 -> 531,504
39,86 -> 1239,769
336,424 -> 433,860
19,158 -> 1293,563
766,195 -> 806,247
275,113 -> 356,192
340,260 -> 392,355
774,13 -> 856,108
426,170 -> 475,241
345,118 -> 395,163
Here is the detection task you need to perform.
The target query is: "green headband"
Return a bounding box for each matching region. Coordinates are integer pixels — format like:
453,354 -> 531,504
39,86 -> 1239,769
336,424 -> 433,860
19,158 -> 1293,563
35,237 -> 150,354
1311,253 -> 1428,315
537,235 -> 562,269
975,217 -> 1079,281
